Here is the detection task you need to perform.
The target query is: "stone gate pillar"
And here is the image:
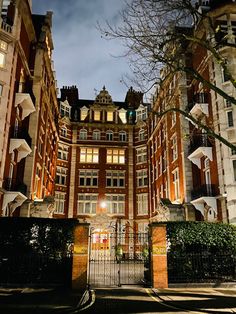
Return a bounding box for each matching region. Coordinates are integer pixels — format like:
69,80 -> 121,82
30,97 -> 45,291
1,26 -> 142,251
150,223 -> 168,288
72,223 -> 90,290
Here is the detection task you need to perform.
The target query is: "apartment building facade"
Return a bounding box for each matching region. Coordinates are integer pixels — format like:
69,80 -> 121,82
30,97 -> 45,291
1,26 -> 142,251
0,0 -> 59,217
54,85 -> 150,233
150,0 -> 236,224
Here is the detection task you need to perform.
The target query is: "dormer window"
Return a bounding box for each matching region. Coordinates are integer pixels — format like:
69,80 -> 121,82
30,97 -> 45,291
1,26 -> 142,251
94,110 -> 101,121
107,111 -> 113,122
80,107 -> 88,121
136,105 -> 147,122
119,109 -> 127,124
60,101 -> 70,118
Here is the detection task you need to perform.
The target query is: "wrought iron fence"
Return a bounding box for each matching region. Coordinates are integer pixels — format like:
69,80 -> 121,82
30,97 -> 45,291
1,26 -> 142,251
168,251 -> 236,283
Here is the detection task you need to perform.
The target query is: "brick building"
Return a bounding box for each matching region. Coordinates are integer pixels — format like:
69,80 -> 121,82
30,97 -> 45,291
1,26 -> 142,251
150,0 -> 236,224
54,85 -> 150,233
0,0 -> 59,217
0,0 -> 236,226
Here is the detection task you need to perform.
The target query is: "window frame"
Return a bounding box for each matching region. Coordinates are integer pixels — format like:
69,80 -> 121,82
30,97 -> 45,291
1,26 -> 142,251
106,194 -> 125,215
80,148 -> 99,163
79,170 -> 98,187
77,194 -> 98,214
137,193 -> 148,215
106,149 -> 125,164
106,170 -> 125,187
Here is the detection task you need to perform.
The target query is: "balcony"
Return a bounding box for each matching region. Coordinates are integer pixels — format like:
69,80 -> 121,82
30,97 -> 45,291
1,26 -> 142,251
3,178 -> 27,195
2,178 -> 27,216
189,93 -> 209,119
191,193 -> 217,218
15,93 -> 35,120
188,134 -> 213,169
1,19 -> 13,34
191,184 -> 217,200
9,127 -> 32,162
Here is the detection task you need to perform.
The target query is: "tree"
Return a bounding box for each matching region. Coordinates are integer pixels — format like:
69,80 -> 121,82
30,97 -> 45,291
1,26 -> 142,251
100,0 -> 236,150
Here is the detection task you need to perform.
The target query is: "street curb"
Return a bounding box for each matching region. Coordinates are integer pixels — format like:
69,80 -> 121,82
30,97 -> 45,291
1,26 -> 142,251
168,282 -> 236,289
77,289 -> 95,312
152,288 -> 236,314
61,289 -> 95,313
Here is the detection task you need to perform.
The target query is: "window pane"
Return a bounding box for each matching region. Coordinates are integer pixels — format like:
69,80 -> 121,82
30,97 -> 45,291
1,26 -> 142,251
0,52 -> 5,67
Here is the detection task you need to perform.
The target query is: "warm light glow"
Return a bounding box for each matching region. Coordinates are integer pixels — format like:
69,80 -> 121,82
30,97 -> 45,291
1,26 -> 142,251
100,201 -> 107,209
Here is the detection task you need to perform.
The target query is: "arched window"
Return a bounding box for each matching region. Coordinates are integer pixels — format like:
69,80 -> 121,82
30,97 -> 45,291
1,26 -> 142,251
93,130 -> 101,140
139,129 -> 145,141
119,131 -> 127,142
79,129 -> 87,140
61,126 -> 67,138
106,130 -> 113,141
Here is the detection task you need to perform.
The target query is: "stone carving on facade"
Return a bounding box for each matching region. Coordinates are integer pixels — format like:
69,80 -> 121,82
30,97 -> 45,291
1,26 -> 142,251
30,196 -> 55,218
151,203 -> 170,222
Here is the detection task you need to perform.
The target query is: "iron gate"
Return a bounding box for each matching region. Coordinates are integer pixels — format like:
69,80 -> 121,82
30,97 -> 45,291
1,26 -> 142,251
88,232 -> 149,287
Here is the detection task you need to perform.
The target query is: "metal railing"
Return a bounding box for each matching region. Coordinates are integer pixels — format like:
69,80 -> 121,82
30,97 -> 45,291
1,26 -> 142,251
1,19 -> 12,33
10,126 -> 32,147
3,178 -> 27,195
191,184 -> 217,200
188,134 -> 212,154
168,251 -> 236,283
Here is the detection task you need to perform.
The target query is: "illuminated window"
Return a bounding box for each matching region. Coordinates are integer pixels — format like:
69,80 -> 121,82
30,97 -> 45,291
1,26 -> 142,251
94,110 -> 101,121
77,194 -> 97,214
80,148 -> 99,163
79,129 -> 87,140
0,40 -> 7,68
79,170 -> 98,186
55,192 -> 66,214
171,135 -> 178,161
107,111 -> 113,122
106,171 -> 125,187
81,108 -> 88,121
137,194 -> 148,215
106,149 -> 125,164
119,110 -> 127,123
137,169 -> 148,187
106,194 -> 125,214
172,168 -> 180,200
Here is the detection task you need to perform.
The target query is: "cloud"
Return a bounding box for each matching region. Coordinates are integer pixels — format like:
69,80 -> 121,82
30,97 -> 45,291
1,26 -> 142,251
32,0 -> 131,100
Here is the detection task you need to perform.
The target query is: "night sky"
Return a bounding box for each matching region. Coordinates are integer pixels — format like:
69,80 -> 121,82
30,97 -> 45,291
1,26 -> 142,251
32,0 -> 132,101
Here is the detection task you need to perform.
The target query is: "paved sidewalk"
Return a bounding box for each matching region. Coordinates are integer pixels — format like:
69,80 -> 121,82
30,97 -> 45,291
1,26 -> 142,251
0,287 -> 84,313
153,287 -> 236,313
